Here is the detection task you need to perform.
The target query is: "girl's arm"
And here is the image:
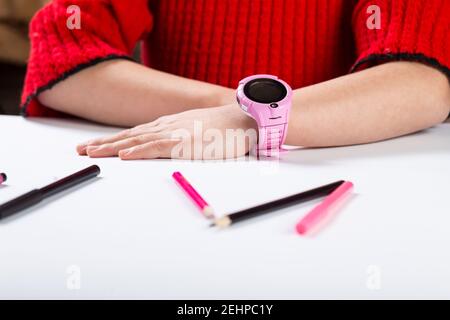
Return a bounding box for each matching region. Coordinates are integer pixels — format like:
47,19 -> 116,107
38,59 -> 234,127
77,61 -> 450,159
286,61 -> 450,147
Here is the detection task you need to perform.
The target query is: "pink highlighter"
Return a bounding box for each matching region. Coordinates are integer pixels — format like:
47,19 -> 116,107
296,181 -> 354,235
0,173 -> 6,185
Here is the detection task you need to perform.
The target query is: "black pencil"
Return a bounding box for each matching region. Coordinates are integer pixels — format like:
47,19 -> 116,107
213,180 -> 345,228
0,165 -> 100,220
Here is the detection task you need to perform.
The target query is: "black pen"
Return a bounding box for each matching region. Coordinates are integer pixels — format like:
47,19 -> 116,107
212,180 -> 345,228
0,165 -> 100,220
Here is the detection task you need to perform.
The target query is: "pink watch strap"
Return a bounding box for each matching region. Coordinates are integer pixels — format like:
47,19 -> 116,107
258,123 -> 287,151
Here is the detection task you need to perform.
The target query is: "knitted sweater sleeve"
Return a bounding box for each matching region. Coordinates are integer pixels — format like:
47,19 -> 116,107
21,0 -> 153,117
352,0 -> 450,78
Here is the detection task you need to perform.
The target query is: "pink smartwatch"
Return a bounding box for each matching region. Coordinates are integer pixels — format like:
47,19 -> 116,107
237,74 -> 293,156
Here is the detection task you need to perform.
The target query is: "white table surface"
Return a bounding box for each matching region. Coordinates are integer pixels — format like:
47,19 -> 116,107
0,115 -> 449,299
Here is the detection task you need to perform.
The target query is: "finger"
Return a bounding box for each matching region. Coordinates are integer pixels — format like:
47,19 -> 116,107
77,143 -> 90,155
86,133 -> 164,158
77,120 -> 163,154
119,139 -> 182,160
77,129 -> 133,155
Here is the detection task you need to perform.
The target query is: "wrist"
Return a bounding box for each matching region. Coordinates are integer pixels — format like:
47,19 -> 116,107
226,103 -> 258,131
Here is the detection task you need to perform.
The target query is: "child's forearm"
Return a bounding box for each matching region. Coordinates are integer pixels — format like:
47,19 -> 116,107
38,59 -> 235,126
286,62 -> 450,147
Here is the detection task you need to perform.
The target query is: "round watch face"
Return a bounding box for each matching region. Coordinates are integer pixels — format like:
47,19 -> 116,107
243,78 -> 287,104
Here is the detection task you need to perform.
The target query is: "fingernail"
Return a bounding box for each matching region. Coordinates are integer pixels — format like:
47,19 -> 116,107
77,144 -> 87,154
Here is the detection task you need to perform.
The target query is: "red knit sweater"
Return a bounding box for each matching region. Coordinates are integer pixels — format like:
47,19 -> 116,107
21,0 -> 450,117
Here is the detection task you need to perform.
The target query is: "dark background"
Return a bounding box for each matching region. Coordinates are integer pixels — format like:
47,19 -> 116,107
0,0 -> 139,116
0,63 -> 24,115
0,0 -> 44,115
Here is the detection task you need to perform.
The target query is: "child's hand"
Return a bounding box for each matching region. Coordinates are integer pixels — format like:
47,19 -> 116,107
76,104 -> 258,160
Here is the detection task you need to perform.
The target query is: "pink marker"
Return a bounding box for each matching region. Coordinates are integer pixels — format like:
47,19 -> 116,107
0,173 -> 6,185
296,181 -> 354,235
172,171 -> 214,219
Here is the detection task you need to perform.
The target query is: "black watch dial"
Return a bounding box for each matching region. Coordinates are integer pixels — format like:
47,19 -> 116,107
243,78 -> 287,104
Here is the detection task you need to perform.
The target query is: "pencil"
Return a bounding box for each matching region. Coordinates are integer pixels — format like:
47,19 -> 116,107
213,180 -> 345,228
172,171 -> 215,219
